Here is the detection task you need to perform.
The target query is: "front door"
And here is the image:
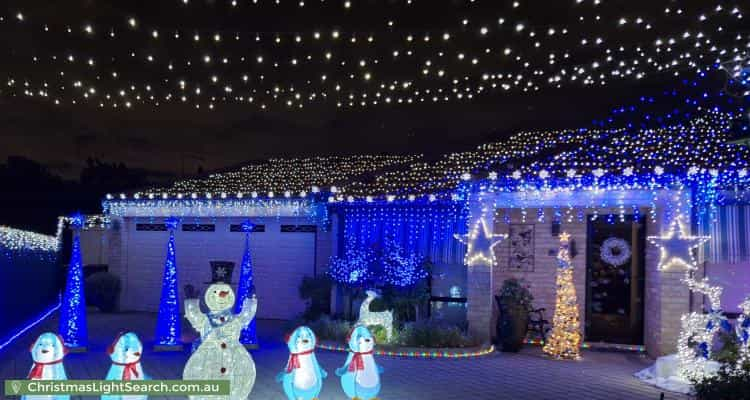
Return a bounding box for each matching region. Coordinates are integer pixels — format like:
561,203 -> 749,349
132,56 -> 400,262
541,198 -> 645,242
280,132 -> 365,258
585,216 -> 645,345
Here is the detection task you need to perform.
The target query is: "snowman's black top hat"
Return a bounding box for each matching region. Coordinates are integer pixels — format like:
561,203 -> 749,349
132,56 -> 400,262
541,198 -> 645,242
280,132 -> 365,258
207,261 -> 235,284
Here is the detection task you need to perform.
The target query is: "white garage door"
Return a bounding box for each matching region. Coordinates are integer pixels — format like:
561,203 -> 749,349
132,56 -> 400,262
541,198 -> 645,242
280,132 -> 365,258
121,217 -> 316,321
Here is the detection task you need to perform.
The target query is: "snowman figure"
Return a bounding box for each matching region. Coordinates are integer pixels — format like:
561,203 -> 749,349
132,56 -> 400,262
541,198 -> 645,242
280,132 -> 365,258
276,326 -> 327,400
183,283 -> 258,400
23,332 -> 69,400
335,325 -> 383,400
102,332 -> 149,400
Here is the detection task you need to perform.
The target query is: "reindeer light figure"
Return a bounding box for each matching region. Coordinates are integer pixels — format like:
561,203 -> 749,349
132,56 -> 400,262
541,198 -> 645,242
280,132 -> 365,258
357,290 -> 394,342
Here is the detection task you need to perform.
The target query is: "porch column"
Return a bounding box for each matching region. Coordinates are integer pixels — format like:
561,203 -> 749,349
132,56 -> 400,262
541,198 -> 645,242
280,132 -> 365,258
467,258 -> 494,344
461,193 -> 504,345
643,190 -> 694,357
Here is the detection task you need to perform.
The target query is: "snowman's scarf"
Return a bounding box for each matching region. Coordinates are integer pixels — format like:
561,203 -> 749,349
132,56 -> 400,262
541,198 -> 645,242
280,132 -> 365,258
28,358 -> 64,379
191,309 -> 235,353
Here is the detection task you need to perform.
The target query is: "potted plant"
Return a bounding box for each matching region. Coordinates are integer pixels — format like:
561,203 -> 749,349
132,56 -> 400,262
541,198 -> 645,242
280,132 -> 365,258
495,278 -> 533,352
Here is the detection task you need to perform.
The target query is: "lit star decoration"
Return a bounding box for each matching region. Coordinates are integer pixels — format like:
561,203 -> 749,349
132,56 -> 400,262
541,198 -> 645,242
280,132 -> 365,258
235,218 -> 258,346
454,212 -> 506,267
543,232 -> 582,360
647,216 -> 710,271
648,214 -> 727,382
154,216 -> 181,347
59,213 -> 88,349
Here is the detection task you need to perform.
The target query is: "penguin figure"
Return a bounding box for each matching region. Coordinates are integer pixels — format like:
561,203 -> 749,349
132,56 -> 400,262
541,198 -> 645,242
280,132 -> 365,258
276,326 -> 327,400
102,332 -> 149,400
335,325 -> 383,400
22,332 -> 69,400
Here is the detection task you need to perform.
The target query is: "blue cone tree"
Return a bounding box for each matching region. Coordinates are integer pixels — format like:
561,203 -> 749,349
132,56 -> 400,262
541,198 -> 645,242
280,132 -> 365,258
235,219 -> 258,346
59,213 -> 88,349
154,217 -> 181,347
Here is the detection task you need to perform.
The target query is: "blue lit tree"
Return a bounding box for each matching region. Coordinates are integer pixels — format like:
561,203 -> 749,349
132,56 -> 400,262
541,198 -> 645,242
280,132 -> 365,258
379,238 -> 431,322
234,219 -> 258,347
154,217 -> 181,348
327,240 -> 377,290
59,213 -> 88,349
381,239 -> 427,289
328,240 -> 378,318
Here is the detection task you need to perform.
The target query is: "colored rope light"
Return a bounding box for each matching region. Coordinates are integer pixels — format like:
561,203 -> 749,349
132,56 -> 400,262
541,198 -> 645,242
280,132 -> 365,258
523,339 -> 646,353
316,343 -> 495,359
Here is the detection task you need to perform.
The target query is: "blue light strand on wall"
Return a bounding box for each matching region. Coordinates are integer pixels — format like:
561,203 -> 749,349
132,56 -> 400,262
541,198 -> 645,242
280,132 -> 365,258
58,214 -> 88,349
0,298 -> 61,353
337,204 -> 467,266
235,219 -> 258,346
154,217 -> 181,346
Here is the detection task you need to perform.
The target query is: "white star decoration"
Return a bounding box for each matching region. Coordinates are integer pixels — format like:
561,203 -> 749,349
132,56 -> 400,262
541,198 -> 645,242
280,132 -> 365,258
647,216 -> 710,271
454,215 -> 507,267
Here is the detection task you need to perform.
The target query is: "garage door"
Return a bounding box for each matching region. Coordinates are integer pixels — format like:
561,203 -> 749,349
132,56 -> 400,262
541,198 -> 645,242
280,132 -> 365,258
122,218 -> 316,321
252,224 -> 316,320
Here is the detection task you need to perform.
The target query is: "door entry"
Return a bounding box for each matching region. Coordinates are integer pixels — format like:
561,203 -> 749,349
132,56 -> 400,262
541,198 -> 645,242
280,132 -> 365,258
585,216 -> 645,345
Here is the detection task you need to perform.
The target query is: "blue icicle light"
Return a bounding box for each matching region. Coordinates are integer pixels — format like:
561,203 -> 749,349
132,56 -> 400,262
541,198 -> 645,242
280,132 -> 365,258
154,217 -> 181,346
235,219 -> 258,346
59,213 -> 88,348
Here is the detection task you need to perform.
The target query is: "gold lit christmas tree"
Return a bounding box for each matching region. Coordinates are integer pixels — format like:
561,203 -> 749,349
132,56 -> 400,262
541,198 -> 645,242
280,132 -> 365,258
543,232 -> 582,360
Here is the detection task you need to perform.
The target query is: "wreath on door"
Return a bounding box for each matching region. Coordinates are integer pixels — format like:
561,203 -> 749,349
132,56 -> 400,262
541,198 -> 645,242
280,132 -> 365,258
600,237 -> 631,267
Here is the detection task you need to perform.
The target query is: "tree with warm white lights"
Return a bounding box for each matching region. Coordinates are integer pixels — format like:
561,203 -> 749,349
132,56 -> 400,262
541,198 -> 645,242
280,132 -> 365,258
543,232 -> 582,360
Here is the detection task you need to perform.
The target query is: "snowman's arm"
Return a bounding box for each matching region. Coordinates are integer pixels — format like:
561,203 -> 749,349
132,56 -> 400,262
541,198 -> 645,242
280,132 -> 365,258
335,353 -> 354,376
185,298 -> 208,334
377,363 -> 384,374
237,296 -> 258,327
320,367 -> 328,379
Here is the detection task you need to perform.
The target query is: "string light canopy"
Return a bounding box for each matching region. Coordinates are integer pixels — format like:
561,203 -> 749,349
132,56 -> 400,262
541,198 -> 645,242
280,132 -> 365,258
116,105 -> 750,203
1,1 -> 748,112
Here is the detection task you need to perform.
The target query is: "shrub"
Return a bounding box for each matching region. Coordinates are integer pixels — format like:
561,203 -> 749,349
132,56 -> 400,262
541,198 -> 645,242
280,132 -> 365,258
497,278 -> 534,309
397,319 -> 477,348
308,315 -> 352,342
368,324 -> 390,344
298,275 -> 332,321
693,365 -> 750,400
713,331 -> 740,365
85,272 -> 121,312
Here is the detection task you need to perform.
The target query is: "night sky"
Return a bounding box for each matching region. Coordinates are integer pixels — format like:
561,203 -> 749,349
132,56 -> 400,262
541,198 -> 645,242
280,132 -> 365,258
0,1 -> 745,178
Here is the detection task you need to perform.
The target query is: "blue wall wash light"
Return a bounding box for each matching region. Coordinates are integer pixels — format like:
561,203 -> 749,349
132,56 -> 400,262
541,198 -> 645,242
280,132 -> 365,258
235,219 -> 258,348
58,213 -> 88,351
154,217 -> 183,351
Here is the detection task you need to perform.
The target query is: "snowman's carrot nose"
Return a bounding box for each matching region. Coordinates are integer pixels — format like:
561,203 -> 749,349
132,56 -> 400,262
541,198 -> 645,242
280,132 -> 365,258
219,291 -> 229,298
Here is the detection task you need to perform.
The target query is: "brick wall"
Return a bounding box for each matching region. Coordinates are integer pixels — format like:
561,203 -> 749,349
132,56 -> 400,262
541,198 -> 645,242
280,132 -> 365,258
492,209 -> 588,340
489,206 -> 688,357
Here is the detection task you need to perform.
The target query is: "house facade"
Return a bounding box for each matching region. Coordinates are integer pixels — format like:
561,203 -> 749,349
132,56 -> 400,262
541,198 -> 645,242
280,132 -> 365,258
84,111 -> 750,357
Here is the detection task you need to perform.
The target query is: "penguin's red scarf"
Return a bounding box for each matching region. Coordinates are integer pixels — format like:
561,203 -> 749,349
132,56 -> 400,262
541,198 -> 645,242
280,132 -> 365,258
112,359 -> 141,380
285,349 -> 315,373
347,350 -> 374,372
28,359 -> 64,379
